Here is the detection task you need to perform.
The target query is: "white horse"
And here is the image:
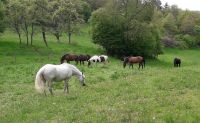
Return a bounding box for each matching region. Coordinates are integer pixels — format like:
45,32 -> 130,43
87,55 -> 101,67
99,55 -> 109,63
35,63 -> 86,95
88,55 -> 109,67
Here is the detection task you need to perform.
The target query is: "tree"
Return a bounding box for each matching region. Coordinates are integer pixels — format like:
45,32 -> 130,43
0,0 -> 5,33
49,0 -> 63,43
5,0 -> 23,44
180,12 -> 196,35
54,0 -> 84,44
20,0 -> 31,46
84,0 -> 106,11
91,0 -> 163,58
79,1 -> 91,23
34,0 -> 50,47
163,13 -> 178,36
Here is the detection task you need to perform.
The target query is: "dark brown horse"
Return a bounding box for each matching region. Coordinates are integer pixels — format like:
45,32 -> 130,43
123,56 -> 145,69
174,58 -> 181,67
77,54 -> 91,65
60,54 -> 78,64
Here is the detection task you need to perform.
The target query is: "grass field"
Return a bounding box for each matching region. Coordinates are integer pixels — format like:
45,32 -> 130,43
0,28 -> 200,123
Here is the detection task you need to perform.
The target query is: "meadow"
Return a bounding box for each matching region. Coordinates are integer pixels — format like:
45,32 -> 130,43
0,28 -> 200,123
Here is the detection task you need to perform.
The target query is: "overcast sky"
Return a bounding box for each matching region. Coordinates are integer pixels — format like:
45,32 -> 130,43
160,0 -> 200,11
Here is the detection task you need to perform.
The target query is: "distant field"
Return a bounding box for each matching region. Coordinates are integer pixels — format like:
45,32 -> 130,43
0,29 -> 200,123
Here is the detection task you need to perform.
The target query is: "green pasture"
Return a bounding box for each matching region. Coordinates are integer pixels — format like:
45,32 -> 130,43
0,30 -> 200,123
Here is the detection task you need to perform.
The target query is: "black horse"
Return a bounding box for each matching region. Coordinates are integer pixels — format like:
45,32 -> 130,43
174,58 -> 181,67
77,54 -> 91,65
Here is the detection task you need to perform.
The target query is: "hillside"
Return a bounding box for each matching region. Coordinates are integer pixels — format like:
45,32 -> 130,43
0,28 -> 200,122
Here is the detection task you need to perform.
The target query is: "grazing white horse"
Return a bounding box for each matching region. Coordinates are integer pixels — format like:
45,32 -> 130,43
99,55 -> 109,62
87,55 -> 101,67
88,55 -> 109,67
35,63 -> 86,95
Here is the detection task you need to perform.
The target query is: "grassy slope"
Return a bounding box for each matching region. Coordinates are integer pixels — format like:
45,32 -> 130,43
0,28 -> 200,123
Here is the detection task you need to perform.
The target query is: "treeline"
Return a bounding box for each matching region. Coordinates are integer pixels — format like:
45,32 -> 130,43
1,0 -> 94,46
0,0 -> 200,57
162,4 -> 200,48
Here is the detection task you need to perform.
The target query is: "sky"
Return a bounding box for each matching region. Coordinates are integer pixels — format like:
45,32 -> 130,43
160,0 -> 200,11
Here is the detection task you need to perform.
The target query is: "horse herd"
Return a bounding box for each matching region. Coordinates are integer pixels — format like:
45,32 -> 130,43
35,53 -> 181,95
60,54 -> 109,67
60,53 -> 146,69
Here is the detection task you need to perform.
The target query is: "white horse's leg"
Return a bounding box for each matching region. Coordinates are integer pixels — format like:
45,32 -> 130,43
48,81 -> 53,95
64,79 -> 69,94
95,61 -> 97,67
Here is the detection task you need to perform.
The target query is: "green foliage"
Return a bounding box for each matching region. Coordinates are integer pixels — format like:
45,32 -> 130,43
4,0 -> 88,45
182,34 -> 196,47
0,1 -> 5,33
83,0 -> 106,10
161,5 -> 200,48
180,13 -> 196,35
91,0 -> 163,58
80,1 -> 91,22
163,13 -> 178,35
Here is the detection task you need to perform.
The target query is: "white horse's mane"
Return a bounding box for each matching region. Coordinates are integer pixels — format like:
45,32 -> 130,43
63,63 -> 82,76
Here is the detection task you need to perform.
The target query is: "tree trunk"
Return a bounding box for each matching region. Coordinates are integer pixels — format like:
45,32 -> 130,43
30,23 -> 34,46
14,24 -> 22,44
42,27 -> 48,47
24,21 -> 29,46
17,32 -> 22,44
68,32 -> 71,44
16,29 -> 22,44
54,33 -> 60,43
68,18 -> 71,44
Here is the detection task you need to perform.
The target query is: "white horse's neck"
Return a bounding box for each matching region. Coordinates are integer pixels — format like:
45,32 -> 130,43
68,64 -> 82,77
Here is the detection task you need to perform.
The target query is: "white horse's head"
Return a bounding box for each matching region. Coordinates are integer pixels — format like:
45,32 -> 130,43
79,72 -> 86,86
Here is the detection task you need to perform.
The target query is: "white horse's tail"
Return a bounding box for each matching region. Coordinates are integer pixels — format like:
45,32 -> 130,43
35,67 -> 46,93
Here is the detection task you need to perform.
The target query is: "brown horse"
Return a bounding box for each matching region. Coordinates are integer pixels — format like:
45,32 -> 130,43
123,56 -> 145,69
60,54 -> 78,64
77,54 -> 91,65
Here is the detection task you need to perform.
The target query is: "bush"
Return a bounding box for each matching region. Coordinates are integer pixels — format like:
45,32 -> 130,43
182,34 -> 196,48
91,8 -> 163,58
162,37 -> 178,47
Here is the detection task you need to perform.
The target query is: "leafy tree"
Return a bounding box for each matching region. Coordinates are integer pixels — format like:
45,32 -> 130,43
49,0 -> 63,43
80,1 -> 91,23
5,0 -> 23,44
0,0 -> 5,33
20,0 -> 32,45
53,0 -> 84,44
180,12 -> 196,35
163,13 -> 178,36
84,0 -> 106,11
91,0 -> 163,58
35,0 -> 52,47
